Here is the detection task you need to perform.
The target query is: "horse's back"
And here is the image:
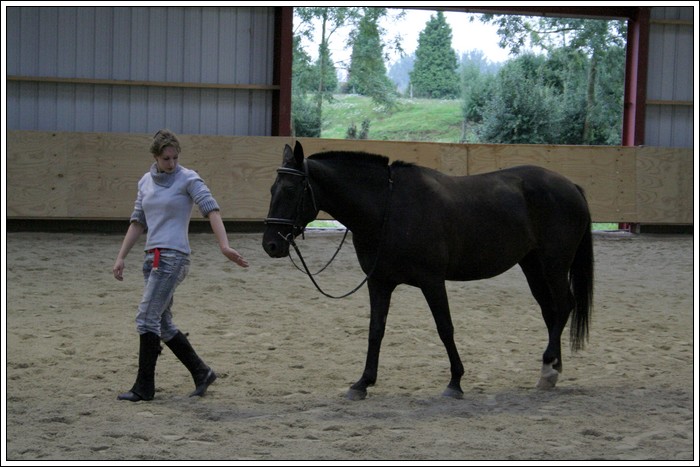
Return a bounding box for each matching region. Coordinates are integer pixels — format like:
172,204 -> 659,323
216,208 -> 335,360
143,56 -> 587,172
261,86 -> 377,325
460,165 -> 587,213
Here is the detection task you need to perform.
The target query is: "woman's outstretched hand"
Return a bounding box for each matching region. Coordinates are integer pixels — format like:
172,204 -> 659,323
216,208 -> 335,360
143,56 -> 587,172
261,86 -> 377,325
222,247 -> 249,268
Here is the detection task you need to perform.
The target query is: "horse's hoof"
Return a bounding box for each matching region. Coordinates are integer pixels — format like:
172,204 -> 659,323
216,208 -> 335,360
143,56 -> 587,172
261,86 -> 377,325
536,360 -> 559,390
442,387 -> 464,399
345,388 -> 367,401
117,390 -> 151,402
536,375 -> 558,390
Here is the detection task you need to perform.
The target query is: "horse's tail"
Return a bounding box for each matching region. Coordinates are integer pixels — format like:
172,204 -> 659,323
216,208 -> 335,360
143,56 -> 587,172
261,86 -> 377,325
569,186 -> 594,352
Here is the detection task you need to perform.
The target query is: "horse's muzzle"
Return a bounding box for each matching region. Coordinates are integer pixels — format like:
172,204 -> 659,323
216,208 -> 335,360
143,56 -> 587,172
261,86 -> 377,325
262,229 -> 291,258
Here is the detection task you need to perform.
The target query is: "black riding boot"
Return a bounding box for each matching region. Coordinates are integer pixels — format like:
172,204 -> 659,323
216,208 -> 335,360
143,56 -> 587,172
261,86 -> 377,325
118,332 -> 161,401
165,331 -> 217,397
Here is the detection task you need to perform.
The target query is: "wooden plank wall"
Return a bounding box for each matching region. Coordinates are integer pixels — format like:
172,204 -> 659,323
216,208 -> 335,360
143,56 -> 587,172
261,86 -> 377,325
636,147 -> 694,224
7,131 -> 693,224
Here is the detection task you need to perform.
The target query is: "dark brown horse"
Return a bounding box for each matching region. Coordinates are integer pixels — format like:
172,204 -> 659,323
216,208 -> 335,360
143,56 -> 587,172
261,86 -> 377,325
263,142 -> 593,400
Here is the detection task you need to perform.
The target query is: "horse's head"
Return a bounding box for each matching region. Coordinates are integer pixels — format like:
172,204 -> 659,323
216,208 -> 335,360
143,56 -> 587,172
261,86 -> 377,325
263,141 -> 319,258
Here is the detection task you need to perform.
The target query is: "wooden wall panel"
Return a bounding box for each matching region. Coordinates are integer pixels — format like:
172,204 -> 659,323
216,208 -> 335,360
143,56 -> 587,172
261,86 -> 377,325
7,132 -> 292,221
636,147 -> 694,224
7,131 -> 71,217
556,146 -> 637,223
6,131 -> 693,225
182,135 -> 293,220
64,133 -> 147,218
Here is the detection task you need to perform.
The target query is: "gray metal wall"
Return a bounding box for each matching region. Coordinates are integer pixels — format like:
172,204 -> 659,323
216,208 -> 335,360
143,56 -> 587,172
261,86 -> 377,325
645,6 -> 694,148
6,6 -> 276,136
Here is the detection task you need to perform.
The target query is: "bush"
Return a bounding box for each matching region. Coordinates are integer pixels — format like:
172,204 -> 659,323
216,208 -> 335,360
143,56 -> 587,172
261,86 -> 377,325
292,96 -> 321,137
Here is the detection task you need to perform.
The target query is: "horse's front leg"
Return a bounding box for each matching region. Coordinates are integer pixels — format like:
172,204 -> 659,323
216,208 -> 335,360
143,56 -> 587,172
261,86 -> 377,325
346,279 -> 396,400
422,281 -> 465,399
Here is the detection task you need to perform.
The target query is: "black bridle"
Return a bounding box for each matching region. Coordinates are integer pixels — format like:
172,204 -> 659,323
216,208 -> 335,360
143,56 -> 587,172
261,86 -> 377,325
264,160 -> 318,240
264,161 -> 394,299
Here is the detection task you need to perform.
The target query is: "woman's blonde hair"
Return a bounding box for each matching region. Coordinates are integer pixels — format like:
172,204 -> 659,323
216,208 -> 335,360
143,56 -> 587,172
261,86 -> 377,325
150,129 -> 181,156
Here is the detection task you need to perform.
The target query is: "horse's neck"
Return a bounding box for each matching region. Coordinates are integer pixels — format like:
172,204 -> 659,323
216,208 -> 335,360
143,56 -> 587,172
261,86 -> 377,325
309,160 -> 389,238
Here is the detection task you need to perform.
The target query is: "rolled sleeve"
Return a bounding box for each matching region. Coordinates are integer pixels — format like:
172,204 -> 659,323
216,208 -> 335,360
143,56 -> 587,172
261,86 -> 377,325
197,198 -> 220,218
187,173 -> 221,218
130,179 -> 148,228
130,209 -> 147,228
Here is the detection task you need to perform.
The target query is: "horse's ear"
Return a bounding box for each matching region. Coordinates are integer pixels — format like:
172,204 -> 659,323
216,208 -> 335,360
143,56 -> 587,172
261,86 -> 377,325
282,141 -> 304,168
293,141 -> 305,166
282,144 -> 295,167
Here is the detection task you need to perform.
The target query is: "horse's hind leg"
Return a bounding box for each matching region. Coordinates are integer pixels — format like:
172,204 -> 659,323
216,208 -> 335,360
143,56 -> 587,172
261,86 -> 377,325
421,281 -> 464,398
520,254 -> 573,389
347,279 -> 396,400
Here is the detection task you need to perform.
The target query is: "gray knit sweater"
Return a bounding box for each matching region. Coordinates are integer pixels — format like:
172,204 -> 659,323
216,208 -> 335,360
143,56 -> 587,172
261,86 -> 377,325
130,163 -> 220,254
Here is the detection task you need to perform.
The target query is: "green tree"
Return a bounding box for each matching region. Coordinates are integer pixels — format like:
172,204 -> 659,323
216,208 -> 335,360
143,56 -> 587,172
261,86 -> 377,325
347,8 -> 396,108
310,41 -> 339,96
410,11 -> 460,99
291,34 -> 320,136
480,54 -> 559,144
480,15 -> 626,144
292,34 -> 316,94
589,44 -> 625,144
460,50 -> 498,141
540,47 -> 589,144
294,8 -> 361,127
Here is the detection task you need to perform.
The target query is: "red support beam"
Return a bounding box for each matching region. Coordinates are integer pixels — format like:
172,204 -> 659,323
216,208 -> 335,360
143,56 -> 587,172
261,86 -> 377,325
272,7 -> 293,136
622,7 -> 651,146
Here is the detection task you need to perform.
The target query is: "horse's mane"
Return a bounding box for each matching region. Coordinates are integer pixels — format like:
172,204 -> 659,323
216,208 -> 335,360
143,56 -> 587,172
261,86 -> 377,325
308,151 -> 415,169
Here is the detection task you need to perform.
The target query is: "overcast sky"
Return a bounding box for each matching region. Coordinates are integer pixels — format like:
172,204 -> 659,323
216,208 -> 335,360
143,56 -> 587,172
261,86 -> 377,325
299,8 -> 513,70
382,9 -> 512,63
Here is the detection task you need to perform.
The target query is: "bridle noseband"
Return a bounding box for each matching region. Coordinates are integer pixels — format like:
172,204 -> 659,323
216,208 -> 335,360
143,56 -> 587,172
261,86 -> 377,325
264,160 -> 317,239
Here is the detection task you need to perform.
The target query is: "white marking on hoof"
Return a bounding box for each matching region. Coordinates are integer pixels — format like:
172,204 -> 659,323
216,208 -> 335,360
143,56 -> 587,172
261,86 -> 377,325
346,388 -> 367,401
536,359 -> 559,390
442,387 -> 464,399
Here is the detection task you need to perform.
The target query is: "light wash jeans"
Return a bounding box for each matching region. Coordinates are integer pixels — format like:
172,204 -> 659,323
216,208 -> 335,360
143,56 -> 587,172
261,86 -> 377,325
135,249 -> 190,341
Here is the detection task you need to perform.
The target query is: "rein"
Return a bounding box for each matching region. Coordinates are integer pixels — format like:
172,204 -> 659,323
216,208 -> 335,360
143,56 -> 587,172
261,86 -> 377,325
272,164 -> 394,300
288,229 -> 349,276
284,232 -> 371,299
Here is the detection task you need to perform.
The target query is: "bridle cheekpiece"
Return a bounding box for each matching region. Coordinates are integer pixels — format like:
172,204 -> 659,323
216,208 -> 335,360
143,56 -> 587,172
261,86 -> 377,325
264,160 -> 317,240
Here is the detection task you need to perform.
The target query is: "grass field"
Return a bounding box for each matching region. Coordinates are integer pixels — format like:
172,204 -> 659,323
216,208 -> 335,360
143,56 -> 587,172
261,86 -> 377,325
321,94 -> 465,142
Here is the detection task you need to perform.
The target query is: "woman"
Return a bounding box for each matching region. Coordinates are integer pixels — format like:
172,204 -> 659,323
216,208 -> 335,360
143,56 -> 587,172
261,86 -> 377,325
113,129 -> 249,402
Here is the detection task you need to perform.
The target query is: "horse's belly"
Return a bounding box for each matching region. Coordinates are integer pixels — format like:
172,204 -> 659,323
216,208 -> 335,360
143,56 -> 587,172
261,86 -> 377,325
446,261 -> 517,281
445,245 -> 528,281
